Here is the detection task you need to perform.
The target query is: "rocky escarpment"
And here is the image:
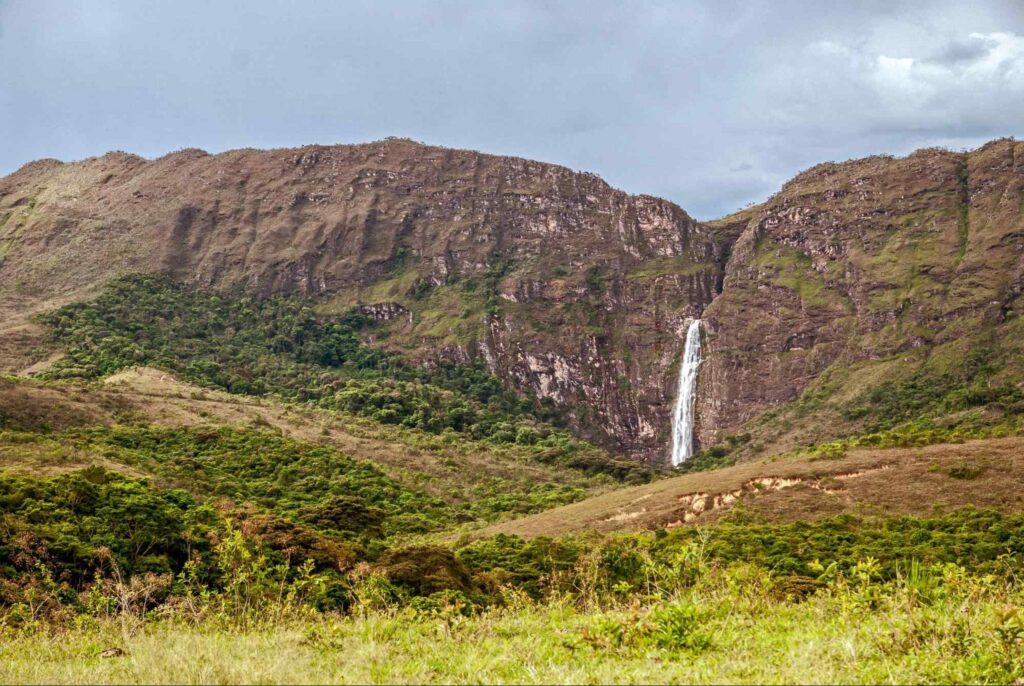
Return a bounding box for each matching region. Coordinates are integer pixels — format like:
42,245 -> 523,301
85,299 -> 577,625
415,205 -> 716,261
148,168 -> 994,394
4,137 -> 1022,463
0,139 -> 722,460
697,138 -> 1024,447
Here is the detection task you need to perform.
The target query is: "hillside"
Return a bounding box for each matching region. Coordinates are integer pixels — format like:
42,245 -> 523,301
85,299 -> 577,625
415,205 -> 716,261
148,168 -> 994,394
699,139 -> 1024,458
4,140 -> 1024,684
0,140 -> 720,460
3,136 -> 1024,564
479,435 -> 1024,537
5,364 -> 1024,684
4,138 -> 1024,466
0,369 -> 637,529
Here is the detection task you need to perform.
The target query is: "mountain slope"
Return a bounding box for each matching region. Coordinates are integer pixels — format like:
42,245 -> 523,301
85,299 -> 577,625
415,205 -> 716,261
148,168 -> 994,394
3,138 -> 1024,465
697,138 -> 1024,455
0,369 -> 629,528
479,436 -> 1024,537
0,139 -> 721,460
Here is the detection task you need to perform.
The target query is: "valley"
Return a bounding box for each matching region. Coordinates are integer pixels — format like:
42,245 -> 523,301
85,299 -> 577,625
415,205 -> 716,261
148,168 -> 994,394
2,138 -> 1024,683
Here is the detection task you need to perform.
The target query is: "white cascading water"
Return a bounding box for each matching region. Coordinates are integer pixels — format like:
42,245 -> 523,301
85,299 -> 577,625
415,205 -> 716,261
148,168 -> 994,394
671,319 -> 702,466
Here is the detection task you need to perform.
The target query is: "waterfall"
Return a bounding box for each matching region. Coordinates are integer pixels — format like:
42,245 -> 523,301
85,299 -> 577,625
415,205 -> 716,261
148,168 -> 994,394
671,319 -> 702,466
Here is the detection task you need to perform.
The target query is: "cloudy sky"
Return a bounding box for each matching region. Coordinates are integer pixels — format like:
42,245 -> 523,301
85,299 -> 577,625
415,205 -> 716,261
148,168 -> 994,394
2,1 -> 1023,218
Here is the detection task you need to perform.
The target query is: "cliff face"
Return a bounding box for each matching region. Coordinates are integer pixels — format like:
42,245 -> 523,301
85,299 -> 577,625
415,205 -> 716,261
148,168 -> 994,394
698,139 -> 1024,446
4,137 -> 1023,462
0,139 -> 721,460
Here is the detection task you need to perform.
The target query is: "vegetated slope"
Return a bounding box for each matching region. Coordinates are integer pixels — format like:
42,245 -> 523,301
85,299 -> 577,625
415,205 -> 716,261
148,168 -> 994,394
0,139 -> 721,460
479,436 -> 1024,537
8,141 -> 1024,686
698,139 -> 1024,459
0,370 -> 636,526
26,275 -> 648,482
0,369 -> 651,619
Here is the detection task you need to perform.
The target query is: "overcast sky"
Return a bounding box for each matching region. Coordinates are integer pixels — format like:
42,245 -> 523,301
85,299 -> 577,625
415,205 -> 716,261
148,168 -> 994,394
2,1 -> 1023,218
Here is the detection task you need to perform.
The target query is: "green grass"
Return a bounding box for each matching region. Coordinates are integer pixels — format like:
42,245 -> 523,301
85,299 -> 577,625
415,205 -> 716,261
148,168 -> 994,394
3,560 -> 1023,684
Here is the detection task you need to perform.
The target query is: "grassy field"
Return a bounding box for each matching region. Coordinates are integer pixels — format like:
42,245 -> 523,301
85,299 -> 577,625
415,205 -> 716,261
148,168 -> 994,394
479,436 -> 1024,537
3,563 -> 1022,684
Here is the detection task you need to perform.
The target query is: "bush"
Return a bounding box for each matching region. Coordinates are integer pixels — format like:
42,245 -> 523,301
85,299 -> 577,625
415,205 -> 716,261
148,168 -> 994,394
771,574 -> 827,601
947,464 -> 985,480
580,602 -> 712,654
380,545 -> 475,597
843,345 -> 1024,432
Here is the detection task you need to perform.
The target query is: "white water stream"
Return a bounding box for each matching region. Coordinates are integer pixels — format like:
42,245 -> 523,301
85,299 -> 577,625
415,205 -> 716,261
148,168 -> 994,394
670,319 -> 702,466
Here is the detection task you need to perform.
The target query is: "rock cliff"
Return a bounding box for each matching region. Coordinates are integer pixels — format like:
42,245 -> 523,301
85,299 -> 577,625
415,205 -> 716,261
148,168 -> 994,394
699,139 -> 1024,448
3,137 -> 1022,462
0,139 -> 721,460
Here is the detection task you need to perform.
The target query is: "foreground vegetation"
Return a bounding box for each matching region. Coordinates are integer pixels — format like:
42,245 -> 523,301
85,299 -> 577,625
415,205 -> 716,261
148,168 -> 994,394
5,590 -> 1018,686
3,514 -> 1024,684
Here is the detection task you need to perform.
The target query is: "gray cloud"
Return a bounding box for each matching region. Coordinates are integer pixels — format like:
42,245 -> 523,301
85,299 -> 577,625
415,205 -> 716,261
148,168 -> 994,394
1,0 -> 1022,218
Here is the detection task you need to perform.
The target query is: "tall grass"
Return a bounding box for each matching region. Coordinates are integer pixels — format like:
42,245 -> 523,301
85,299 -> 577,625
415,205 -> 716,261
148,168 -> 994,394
2,560 -> 1023,684
3,533 -> 1024,684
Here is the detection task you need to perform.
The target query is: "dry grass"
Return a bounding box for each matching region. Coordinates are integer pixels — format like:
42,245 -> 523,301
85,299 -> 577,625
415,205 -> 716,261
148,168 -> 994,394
0,374 -> 126,430
478,437 -> 1024,537
0,369 -> 612,504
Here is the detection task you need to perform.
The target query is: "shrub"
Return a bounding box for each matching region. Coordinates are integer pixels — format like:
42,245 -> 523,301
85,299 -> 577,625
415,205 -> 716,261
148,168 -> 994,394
647,601 -> 712,651
380,545 -> 475,597
947,464 -> 985,480
580,602 -> 712,654
297,495 -> 386,537
770,574 -> 827,601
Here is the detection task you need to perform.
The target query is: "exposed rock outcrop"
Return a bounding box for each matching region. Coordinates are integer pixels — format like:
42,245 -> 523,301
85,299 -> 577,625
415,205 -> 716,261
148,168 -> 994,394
0,139 -> 721,460
698,139 -> 1024,445
3,137 -> 1023,463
